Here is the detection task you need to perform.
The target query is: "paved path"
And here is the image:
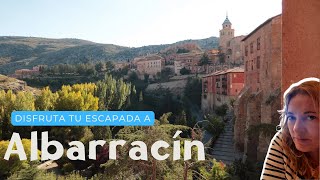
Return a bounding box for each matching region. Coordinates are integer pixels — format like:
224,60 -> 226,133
210,111 -> 242,165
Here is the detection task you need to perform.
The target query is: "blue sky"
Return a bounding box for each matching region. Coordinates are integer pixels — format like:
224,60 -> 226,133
0,0 -> 282,47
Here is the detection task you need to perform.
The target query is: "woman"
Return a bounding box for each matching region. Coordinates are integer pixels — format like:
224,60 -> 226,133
261,78 -> 319,179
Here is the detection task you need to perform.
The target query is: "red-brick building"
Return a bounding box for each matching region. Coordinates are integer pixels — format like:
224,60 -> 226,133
201,67 -> 244,113
234,14 -> 282,162
242,14 -> 282,93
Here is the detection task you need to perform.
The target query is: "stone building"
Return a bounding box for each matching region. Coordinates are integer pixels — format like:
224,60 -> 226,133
12,65 -> 42,79
234,14 -> 282,162
206,49 -> 219,64
134,54 -> 165,77
225,35 -> 245,65
114,62 -> 130,70
219,16 -> 245,65
202,67 -> 244,113
219,15 -> 234,54
174,52 -> 204,75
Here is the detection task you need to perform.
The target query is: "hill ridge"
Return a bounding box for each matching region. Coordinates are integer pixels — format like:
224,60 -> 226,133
0,36 -> 219,74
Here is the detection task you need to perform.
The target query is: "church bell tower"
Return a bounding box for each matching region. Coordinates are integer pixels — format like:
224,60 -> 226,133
219,14 -> 235,53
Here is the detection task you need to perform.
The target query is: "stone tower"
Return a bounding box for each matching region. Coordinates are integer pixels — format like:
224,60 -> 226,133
219,15 -> 235,53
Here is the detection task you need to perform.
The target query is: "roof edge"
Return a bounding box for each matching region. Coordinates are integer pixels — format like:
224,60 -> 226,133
242,14 -> 281,42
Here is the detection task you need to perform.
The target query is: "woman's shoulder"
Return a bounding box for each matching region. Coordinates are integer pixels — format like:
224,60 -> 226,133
270,130 -> 284,147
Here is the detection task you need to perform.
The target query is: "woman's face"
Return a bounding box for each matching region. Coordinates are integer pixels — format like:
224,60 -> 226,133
287,94 -> 319,153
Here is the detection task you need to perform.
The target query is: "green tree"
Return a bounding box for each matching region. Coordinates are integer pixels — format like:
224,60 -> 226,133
159,112 -> 172,125
204,115 -> 225,141
215,104 -> 228,117
180,67 -> 191,75
0,139 -> 41,178
128,71 -> 139,82
35,87 -> 58,110
177,48 -> 190,54
184,77 -> 202,108
105,61 -> 115,72
218,52 -> 226,64
198,53 -> 210,66
160,67 -> 174,82
91,126 -> 112,140
144,73 -> 149,83
95,74 -> 133,110
55,84 -> 98,111
95,61 -> 105,72
175,110 -> 187,125
198,53 -> 210,73
0,90 -> 35,140
199,159 -> 230,180
109,123 -> 192,180
76,63 -> 87,74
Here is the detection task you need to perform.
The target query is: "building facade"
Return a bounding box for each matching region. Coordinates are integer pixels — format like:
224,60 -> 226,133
202,67 -> 244,113
219,16 -> 234,54
234,14 -> 282,162
174,52 -> 204,75
219,16 -> 245,65
12,65 -> 42,79
134,54 -> 165,77
225,35 -> 245,65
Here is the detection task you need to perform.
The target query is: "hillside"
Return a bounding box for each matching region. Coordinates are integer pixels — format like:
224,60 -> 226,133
0,36 -> 219,74
0,74 -> 39,94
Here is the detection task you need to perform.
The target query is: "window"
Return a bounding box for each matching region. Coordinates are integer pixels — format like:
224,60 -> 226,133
245,46 -> 248,56
250,42 -> 253,54
265,62 -> 268,76
257,56 -> 260,69
245,61 -> 248,71
257,37 -> 261,50
251,60 -> 253,70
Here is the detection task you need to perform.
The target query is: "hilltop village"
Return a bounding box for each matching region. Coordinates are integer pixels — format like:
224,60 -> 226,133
0,13 -> 284,179
6,14 -> 282,163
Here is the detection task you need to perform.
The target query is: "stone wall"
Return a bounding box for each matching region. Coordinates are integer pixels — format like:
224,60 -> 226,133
234,15 -> 282,162
234,87 -> 250,152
